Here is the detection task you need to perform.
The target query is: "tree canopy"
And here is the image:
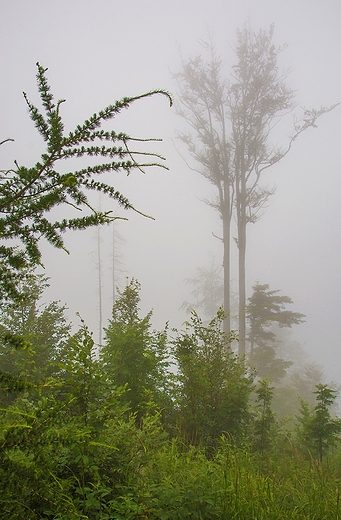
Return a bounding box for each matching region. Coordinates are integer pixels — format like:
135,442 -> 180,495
246,282 -> 305,380
175,25 -> 338,354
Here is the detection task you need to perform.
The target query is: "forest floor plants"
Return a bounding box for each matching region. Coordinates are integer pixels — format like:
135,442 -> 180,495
125,438 -> 341,520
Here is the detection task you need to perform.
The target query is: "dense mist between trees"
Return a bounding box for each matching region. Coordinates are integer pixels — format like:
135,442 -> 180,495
1,1 -> 341,516
0,0 -> 335,383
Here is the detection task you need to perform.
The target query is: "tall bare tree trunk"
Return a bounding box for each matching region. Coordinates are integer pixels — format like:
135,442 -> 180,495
237,216 -> 246,356
176,26 -> 332,355
222,179 -> 231,335
112,221 -> 116,306
96,225 -> 103,347
237,145 -> 247,356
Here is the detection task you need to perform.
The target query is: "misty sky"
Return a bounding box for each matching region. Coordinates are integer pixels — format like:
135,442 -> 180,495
1,0 -> 341,383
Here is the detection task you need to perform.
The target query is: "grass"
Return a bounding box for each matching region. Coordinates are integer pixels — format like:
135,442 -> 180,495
123,439 -> 341,519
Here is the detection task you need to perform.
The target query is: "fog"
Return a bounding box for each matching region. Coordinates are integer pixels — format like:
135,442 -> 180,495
1,1 -> 341,383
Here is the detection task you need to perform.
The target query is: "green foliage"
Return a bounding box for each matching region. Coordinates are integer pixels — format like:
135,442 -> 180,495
2,53 -> 341,518
0,270 -> 70,397
101,279 -> 171,425
142,441 -> 229,519
247,283 -> 305,348
173,308 -> 254,448
0,63 -> 172,301
119,438 -> 341,519
1,280 -> 341,517
58,316 -> 105,423
297,384 -> 341,462
0,315 -> 167,519
247,283 -> 305,381
252,379 -> 277,453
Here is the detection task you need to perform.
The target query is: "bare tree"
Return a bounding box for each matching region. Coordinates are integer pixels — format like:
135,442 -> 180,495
111,219 -> 126,306
175,45 -> 233,335
96,224 -> 103,346
176,25 -> 338,355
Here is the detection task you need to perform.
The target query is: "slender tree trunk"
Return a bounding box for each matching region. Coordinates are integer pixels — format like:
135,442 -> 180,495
221,110 -> 231,337
238,218 -> 246,356
97,225 -> 103,346
237,146 -> 247,357
112,221 -> 116,306
222,179 -> 231,335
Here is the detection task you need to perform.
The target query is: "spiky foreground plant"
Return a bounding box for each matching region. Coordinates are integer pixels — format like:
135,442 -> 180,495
0,63 -> 172,301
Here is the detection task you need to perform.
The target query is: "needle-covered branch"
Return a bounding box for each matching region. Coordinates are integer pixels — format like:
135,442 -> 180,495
0,63 -> 172,301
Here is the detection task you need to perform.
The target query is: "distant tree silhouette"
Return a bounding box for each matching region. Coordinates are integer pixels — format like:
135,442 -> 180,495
176,25 -> 337,354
